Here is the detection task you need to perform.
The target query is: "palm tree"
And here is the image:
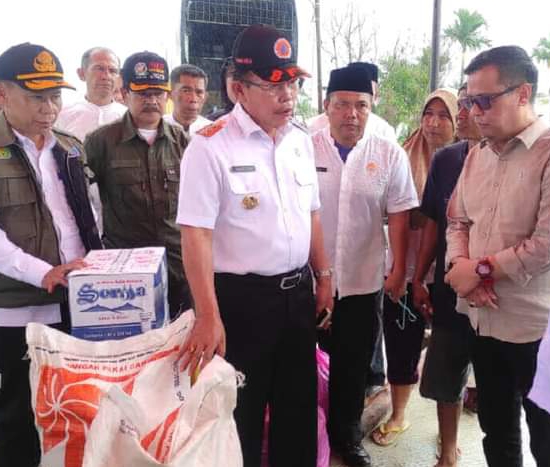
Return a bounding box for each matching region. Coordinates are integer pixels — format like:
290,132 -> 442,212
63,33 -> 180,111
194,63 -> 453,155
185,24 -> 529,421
444,9 -> 491,84
533,35 -> 550,68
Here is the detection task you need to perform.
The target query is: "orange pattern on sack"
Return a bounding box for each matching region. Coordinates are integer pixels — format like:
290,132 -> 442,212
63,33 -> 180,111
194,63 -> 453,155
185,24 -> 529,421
34,345 -> 182,467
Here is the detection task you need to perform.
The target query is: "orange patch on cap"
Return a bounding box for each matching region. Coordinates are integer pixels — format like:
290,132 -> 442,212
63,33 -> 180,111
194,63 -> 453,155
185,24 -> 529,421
274,38 -> 292,59
24,79 -> 75,90
366,161 -> 378,172
33,51 -> 56,73
128,82 -> 171,92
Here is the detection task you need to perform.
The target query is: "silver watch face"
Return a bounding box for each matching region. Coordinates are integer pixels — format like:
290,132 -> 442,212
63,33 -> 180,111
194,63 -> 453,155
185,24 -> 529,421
478,263 -> 491,275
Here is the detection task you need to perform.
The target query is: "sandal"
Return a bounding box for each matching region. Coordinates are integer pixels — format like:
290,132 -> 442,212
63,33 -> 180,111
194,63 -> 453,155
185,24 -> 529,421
371,421 -> 411,446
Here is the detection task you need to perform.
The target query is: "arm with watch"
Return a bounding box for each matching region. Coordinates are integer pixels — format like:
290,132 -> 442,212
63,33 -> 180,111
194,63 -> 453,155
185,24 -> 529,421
444,256 -> 499,309
309,211 -> 334,316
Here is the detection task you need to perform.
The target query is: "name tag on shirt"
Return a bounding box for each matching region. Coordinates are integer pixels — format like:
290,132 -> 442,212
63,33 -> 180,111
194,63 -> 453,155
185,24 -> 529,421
230,165 -> 256,173
316,167 -> 328,173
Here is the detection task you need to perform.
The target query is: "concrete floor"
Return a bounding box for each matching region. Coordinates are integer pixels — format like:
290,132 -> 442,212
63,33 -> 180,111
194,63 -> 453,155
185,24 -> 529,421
330,388 -> 536,467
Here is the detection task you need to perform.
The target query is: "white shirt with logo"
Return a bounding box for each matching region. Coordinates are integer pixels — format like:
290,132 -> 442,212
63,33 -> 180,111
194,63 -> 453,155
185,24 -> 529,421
176,103 -> 320,275
313,126 -> 418,298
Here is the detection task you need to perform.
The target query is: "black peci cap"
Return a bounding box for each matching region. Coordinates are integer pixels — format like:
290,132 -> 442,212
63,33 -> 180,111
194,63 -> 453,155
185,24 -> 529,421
347,61 -> 379,83
121,51 -> 170,92
327,67 -> 374,96
232,24 -> 310,83
0,43 -> 75,91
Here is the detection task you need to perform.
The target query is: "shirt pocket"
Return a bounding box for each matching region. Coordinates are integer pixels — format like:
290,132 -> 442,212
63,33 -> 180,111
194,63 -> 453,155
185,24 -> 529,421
164,165 -> 180,219
0,164 -> 38,249
226,172 -> 263,218
294,166 -> 316,212
109,159 -> 147,218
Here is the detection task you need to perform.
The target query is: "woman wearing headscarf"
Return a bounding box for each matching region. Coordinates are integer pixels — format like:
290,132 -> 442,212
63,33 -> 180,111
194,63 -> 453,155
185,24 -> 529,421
372,89 -> 458,447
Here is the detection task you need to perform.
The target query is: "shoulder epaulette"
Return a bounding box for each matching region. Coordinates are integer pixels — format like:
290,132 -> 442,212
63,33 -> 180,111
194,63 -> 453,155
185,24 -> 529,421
197,119 -> 227,138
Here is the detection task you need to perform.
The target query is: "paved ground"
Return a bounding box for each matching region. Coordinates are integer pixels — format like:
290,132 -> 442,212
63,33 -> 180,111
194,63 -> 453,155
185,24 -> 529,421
329,387 -> 536,467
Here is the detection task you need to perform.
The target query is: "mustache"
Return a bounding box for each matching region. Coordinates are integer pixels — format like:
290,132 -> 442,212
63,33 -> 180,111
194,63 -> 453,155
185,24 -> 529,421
142,105 -> 160,112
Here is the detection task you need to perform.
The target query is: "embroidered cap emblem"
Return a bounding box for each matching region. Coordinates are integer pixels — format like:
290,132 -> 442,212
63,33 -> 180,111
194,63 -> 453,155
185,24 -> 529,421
0,148 -> 12,160
273,38 -> 292,60
33,51 -> 56,72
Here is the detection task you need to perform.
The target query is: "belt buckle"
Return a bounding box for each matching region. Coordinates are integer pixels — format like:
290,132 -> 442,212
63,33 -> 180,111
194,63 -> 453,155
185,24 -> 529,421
280,272 -> 302,290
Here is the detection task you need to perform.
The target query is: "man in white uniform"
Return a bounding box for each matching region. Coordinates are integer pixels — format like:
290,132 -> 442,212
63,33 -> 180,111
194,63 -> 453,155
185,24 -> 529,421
56,47 -> 126,141
313,66 -> 418,467
308,61 -> 395,141
55,47 -> 126,235
177,24 -> 333,467
163,64 -> 211,138
0,42 -> 101,467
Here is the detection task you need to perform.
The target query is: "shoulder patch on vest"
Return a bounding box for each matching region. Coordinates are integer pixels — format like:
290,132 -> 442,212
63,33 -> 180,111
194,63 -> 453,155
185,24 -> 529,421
197,119 -> 227,138
0,147 -> 12,159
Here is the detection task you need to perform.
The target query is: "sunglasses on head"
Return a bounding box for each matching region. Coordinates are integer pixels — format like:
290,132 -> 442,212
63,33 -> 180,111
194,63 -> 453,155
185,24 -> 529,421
459,83 -> 523,111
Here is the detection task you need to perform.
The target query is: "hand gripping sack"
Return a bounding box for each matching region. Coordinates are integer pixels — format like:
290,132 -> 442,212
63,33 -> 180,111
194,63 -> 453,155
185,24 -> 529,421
26,312 -> 242,467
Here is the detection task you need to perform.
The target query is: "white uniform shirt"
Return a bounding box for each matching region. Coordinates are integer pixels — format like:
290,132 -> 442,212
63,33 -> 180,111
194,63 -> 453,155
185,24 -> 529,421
177,103 -> 320,275
313,126 -> 418,297
56,99 -> 126,142
308,112 -> 397,142
0,131 -> 86,326
163,113 -> 212,137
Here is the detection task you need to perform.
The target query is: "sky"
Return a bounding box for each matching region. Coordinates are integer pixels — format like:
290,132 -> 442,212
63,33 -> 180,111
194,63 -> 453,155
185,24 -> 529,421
1,0 -> 549,115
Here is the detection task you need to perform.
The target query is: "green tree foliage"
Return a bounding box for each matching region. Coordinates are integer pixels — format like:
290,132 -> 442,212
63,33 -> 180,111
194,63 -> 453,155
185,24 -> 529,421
444,8 -> 491,83
377,45 -> 451,142
533,35 -> 550,68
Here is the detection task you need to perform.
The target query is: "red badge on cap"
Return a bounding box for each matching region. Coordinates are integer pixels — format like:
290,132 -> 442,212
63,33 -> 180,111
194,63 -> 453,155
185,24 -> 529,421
274,38 -> 292,59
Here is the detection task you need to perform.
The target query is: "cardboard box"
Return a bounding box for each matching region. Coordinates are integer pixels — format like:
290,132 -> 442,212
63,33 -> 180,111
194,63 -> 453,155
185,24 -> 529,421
68,247 -> 168,341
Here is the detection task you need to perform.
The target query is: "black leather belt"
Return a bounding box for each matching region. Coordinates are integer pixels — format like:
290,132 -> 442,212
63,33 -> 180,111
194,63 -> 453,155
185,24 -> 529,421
216,265 -> 310,290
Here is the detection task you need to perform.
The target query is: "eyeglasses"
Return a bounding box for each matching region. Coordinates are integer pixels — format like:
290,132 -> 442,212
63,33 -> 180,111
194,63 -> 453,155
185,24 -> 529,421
460,84 -> 522,111
241,78 -> 301,96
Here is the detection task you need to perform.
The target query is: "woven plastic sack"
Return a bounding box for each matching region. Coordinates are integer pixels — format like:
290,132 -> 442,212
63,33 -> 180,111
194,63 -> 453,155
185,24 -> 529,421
26,311 -> 242,467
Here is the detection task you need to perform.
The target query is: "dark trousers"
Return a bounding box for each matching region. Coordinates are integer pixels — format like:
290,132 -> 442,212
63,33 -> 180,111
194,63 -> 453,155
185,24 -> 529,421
382,283 -> 426,385
328,292 -> 381,445
368,304 -> 386,387
215,267 -> 317,467
0,327 -> 41,467
473,335 -> 550,467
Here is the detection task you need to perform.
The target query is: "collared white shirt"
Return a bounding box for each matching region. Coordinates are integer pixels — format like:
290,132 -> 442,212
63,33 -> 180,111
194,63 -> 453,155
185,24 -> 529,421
0,131 -> 86,326
163,113 -> 212,137
177,103 -> 320,275
313,126 -> 418,297
308,111 -> 397,142
56,99 -> 126,142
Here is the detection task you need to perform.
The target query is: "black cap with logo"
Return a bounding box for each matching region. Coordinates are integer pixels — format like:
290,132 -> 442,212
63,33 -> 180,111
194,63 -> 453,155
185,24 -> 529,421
232,24 -> 310,83
121,51 -> 171,92
0,43 -> 75,91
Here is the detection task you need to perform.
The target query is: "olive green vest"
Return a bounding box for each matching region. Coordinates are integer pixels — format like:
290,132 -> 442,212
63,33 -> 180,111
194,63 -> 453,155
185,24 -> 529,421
0,113 -> 75,307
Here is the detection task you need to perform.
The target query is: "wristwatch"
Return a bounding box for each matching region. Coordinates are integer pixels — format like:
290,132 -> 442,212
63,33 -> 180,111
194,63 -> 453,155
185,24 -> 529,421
314,268 -> 333,279
475,258 -> 494,286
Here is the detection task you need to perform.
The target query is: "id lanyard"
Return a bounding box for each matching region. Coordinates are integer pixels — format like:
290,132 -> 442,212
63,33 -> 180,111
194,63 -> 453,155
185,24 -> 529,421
395,293 -> 418,331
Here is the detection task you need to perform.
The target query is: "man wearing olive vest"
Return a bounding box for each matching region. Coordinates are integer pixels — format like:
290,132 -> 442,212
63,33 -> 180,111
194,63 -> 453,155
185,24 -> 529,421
85,51 -> 191,318
0,43 -> 101,467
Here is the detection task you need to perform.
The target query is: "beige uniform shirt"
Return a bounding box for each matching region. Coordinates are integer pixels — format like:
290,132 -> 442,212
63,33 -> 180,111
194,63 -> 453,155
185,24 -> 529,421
446,118 -> 550,343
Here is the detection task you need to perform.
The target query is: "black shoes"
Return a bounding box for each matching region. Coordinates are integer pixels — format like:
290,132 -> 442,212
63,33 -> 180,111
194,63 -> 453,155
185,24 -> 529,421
336,441 -> 373,467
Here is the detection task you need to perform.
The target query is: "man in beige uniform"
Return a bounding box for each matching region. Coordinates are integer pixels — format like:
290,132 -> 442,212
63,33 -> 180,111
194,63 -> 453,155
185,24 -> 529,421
445,45 -> 550,467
